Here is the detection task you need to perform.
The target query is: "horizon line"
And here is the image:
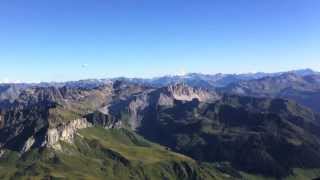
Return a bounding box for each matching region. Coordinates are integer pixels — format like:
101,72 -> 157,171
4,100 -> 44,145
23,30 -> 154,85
0,68 -> 318,85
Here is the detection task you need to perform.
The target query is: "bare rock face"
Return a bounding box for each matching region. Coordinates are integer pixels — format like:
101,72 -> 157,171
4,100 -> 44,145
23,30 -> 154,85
158,93 -> 175,106
45,118 -> 93,149
102,83 -> 220,130
127,94 -> 150,130
159,83 -> 219,105
21,136 -> 35,153
0,114 -> 3,128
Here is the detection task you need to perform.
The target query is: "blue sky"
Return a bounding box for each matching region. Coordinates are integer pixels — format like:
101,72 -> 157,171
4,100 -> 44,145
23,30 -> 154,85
0,0 -> 319,82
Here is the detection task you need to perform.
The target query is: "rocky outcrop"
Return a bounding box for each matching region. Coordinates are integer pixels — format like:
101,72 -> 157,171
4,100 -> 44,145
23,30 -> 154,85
167,83 -> 218,101
21,136 -> 35,153
157,83 -> 219,106
0,114 -> 3,128
45,118 -> 92,149
101,83 -> 220,130
127,95 -> 150,130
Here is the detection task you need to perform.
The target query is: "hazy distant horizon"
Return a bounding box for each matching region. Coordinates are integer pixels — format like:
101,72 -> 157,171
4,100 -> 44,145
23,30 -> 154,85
0,68 -> 318,84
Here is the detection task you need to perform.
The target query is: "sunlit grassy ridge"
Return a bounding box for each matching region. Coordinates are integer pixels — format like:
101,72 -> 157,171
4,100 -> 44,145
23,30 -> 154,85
78,127 -> 192,163
1,127 -> 319,180
0,127 -> 232,180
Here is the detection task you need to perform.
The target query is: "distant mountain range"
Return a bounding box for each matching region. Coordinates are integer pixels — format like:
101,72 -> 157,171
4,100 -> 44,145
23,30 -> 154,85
122,68 -> 319,88
1,68 -> 318,89
222,72 -> 320,113
1,68 -> 320,112
1,69 -> 320,179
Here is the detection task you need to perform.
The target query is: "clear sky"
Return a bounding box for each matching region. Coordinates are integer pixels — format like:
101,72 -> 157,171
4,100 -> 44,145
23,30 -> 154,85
0,0 -> 319,83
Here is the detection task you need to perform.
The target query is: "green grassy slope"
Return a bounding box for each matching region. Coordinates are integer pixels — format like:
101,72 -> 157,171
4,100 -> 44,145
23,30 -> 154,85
0,127 -> 234,180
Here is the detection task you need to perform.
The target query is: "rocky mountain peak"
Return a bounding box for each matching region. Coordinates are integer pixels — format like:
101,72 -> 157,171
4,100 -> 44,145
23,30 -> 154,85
163,83 -> 219,102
